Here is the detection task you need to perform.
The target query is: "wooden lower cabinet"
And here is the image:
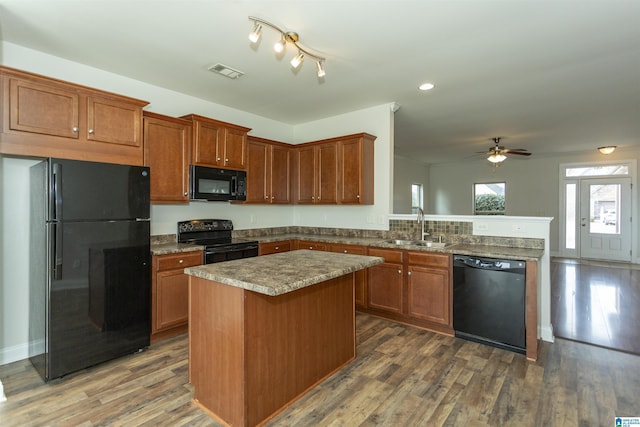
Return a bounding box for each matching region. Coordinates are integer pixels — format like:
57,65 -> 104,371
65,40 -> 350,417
259,240 -> 291,255
293,240 -> 328,251
365,247 -> 453,334
151,250 -> 203,342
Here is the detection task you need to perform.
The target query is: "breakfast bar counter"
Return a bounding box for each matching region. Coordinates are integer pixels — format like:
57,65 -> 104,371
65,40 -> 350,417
184,250 -> 383,426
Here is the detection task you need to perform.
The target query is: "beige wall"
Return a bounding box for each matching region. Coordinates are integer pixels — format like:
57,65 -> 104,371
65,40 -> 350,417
393,155 -> 430,214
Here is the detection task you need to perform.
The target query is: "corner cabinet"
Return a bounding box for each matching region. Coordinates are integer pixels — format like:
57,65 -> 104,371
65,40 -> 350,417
292,133 -> 375,205
151,250 -> 203,342
143,112 -> 192,204
246,136 -> 291,204
0,66 -> 148,165
181,114 -> 250,170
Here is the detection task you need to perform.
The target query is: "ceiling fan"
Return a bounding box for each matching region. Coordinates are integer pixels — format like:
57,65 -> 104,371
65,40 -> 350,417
480,137 -> 532,163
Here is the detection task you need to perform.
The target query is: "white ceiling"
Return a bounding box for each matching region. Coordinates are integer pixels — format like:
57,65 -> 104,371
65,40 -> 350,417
0,0 -> 638,164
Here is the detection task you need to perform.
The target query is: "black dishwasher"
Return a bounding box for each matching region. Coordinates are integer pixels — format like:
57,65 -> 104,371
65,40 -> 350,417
453,255 -> 526,354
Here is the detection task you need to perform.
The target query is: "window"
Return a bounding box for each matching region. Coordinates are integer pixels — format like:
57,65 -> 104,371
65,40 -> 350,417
474,182 -> 505,215
411,183 -> 423,214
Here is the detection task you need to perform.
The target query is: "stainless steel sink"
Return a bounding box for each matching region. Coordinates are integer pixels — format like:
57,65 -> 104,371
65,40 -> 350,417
383,239 -> 452,248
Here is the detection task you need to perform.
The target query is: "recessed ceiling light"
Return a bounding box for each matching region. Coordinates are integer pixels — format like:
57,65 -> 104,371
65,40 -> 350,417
419,82 -> 435,91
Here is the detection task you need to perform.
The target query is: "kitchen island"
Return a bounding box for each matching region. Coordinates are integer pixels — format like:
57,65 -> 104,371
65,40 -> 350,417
184,250 -> 384,427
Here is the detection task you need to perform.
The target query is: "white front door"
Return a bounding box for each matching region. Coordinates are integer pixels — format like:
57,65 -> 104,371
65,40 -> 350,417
579,178 -> 631,261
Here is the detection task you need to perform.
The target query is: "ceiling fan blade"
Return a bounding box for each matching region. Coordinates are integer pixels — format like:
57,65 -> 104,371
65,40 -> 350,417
504,151 -> 532,156
505,148 -> 529,152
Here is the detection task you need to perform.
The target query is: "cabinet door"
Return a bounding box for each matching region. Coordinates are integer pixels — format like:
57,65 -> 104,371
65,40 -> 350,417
193,120 -> 223,166
156,269 -> 189,330
407,266 -> 450,325
222,127 -> 247,169
87,95 -> 143,147
143,115 -> 191,203
270,144 -> 291,203
368,262 -> 403,314
316,142 -> 338,204
294,145 -> 316,204
9,77 -> 80,139
246,140 -> 269,202
338,134 -> 375,205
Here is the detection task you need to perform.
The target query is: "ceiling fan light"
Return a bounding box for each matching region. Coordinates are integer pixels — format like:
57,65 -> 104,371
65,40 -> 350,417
290,52 -> 304,68
487,153 -> 507,163
598,146 -> 616,154
249,23 -> 262,43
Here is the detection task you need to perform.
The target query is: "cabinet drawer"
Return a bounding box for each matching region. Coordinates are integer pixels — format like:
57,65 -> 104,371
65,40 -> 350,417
155,251 -> 203,271
407,251 -> 450,268
259,240 -> 291,255
329,244 -> 366,255
368,247 -> 403,263
295,240 -> 327,251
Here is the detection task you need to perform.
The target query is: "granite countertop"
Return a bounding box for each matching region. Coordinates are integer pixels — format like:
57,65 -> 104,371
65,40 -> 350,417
150,242 -> 204,255
184,249 -> 384,296
251,234 -> 544,261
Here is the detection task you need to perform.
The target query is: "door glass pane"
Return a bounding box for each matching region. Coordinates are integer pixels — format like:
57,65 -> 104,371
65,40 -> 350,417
566,165 -> 629,177
589,184 -> 620,235
565,183 -> 576,249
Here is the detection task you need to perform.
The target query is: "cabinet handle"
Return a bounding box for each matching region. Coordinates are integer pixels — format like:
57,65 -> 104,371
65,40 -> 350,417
179,259 -> 184,264
72,127 -> 78,132
88,129 -> 94,134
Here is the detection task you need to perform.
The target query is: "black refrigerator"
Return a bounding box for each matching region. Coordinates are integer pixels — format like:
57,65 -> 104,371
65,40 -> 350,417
29,158 -> 151,382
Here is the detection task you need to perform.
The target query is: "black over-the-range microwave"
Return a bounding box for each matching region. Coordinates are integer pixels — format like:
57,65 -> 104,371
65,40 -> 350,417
190,165 -> 247,201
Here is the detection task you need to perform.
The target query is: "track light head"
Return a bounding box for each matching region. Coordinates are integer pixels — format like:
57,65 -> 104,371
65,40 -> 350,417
290,52 -> 304,68
274,37 -> 285,53
249,22 -> 262,43
316,61 -> 326,78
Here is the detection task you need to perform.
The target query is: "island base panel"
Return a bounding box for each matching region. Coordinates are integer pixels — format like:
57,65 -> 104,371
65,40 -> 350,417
189,273 -> 356,427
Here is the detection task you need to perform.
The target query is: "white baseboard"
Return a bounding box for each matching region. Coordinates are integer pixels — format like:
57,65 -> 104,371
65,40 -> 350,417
0,342 -> 29,366
539,324 -> 554,343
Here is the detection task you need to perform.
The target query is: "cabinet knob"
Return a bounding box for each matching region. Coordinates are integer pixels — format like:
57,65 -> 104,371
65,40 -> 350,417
265,195 -> 269,200
356,194 -> 360,199
271,196 -> 274,200
217,157 -> 221,161
88,129 -> 94,134
408,271 -> 412,276
309,246 -> 313,249
72,127 -> 78,132
225,158 -> 229,162
311,196 -> 315,200
179,259 -> 184,264
184,192 -> 188,196
398,270 -> 402,274
275,246 -> 280,250
344,250 -> 348,253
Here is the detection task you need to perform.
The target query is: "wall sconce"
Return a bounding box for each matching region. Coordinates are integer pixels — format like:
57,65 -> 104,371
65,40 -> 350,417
248,16 -> 326,77
598,146 -> 616,155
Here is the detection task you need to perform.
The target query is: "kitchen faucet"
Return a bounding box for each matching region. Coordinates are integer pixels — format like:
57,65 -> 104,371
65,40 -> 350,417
416,207 -> 428,240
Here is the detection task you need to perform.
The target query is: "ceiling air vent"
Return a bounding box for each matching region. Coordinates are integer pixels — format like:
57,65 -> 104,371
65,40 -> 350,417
208,63 -> 244,79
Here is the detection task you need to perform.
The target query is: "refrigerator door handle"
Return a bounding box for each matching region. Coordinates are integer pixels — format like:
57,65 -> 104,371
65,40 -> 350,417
52,223 -> 63,280
52,162 -> 62,221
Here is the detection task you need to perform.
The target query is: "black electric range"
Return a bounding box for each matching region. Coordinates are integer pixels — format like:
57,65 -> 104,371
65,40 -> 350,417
177,219 -> 258,264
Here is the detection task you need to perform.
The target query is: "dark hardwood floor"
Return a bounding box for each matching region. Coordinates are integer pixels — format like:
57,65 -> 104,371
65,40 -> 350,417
551,258 -> 640,354
1,313 -> 639,426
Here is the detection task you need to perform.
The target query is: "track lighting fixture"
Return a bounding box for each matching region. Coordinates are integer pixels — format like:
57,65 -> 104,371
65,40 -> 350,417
248,16 -> 326,77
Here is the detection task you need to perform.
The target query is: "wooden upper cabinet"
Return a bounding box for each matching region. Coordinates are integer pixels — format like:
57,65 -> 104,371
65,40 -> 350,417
338,133 -> 376,204
181,114 -> 250,170
246,136 -> 291,204
293,141 -> 338,204
0,66 -> 149,165
143,111 -> 192,204
293,133 -> 374,205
